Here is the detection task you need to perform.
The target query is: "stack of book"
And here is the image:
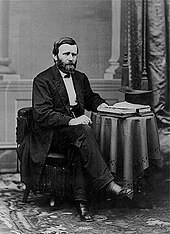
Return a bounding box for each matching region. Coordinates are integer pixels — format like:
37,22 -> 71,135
98,101 -> 153,118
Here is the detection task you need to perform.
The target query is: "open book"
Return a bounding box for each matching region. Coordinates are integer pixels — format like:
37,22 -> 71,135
98,101 -> 152,117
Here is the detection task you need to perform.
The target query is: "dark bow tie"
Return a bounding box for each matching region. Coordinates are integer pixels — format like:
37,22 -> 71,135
64,73 -> 70,78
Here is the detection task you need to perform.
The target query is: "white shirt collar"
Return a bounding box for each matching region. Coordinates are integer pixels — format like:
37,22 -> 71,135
59,70 -> 71,79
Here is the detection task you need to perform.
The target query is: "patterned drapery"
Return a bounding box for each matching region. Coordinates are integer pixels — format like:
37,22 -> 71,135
147,0 -> 170,125
123,0 -> 170,125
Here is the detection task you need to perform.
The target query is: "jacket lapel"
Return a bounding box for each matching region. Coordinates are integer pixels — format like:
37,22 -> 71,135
52,65 -> 71,114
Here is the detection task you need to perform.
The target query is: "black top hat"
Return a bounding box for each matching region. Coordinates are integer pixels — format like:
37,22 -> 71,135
119,86 -> 156,107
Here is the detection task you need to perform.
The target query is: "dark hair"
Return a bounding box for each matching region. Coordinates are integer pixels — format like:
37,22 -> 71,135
52,37 -> 78,56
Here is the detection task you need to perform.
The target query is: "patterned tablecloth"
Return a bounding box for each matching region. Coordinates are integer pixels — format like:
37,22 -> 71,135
92,112 -> 162,191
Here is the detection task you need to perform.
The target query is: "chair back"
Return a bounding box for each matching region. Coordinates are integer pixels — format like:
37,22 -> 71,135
16,107 -> 33,145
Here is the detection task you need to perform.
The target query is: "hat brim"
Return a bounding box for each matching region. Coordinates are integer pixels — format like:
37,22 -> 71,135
119,86 -> 157,94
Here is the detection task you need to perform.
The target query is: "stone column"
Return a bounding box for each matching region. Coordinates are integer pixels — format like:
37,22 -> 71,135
104,0 -> 121,79
0,0 -> 20,80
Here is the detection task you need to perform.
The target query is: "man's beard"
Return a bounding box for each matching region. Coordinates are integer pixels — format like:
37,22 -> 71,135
56,59 -> 77,74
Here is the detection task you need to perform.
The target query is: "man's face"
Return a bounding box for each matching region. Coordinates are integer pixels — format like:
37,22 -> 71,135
54,44 -> 78,73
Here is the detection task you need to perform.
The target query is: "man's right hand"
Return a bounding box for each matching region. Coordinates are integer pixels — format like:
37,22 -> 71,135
69,115 -> 92,126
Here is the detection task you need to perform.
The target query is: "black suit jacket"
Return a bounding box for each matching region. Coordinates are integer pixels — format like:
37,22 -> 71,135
32,65 -> 105,150
19,65 -> 106,191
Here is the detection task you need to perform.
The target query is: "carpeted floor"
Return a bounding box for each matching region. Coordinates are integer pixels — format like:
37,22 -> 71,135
0,173 -> 170,234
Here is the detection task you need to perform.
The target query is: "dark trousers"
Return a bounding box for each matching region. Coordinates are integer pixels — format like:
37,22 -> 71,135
51,124 -> 114,201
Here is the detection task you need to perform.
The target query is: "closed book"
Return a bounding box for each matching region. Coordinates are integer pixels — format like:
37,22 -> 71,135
111,101 -> 151,113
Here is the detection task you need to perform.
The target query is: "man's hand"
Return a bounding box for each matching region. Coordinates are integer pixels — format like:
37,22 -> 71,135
97,103 -> 109,111
69,115 -> 92,126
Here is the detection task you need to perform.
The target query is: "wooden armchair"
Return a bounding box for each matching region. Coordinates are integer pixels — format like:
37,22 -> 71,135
16,107 -> 75,206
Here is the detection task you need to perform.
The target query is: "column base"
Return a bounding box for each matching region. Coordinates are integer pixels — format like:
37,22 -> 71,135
104,63 -> 121,80
104,72 -> 122,80
104,72 -> 114,80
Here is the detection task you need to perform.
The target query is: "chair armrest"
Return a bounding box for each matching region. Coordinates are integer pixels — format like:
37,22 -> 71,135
18,107 -> 33,118
16,107 -> 33,145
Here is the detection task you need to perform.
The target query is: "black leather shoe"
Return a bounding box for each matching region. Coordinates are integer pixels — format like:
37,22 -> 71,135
106,181 -> 133,199
75,201 -> 94,222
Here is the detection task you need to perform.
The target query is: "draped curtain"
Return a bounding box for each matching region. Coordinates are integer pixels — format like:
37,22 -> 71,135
122,0 -> 170,126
